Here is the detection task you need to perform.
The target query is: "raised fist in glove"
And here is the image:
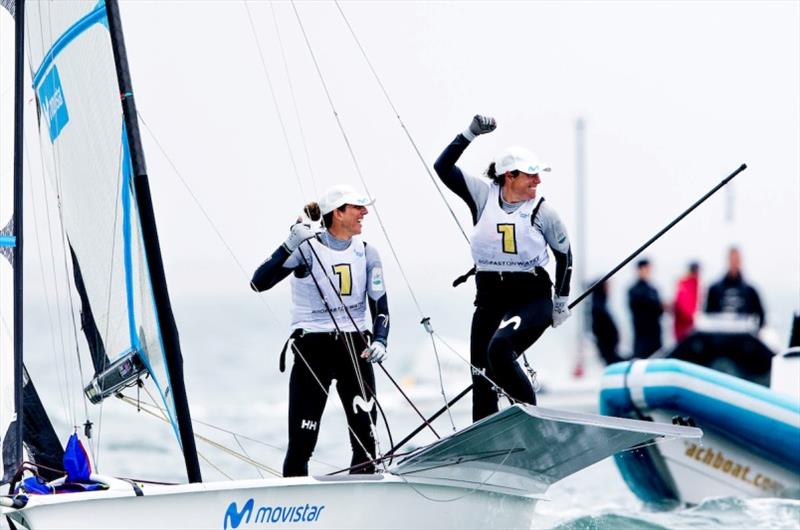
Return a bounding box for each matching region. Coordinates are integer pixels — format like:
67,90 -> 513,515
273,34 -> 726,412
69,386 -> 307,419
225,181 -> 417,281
362,340 -> 387,364
551,296 -> 571,328
283,220 -> 317,252
462,115 -> 496,141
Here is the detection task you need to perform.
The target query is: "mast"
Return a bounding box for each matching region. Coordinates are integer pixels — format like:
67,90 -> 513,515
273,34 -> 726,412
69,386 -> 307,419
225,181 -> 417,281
573,118 -> 587,377
103,0 -> 202,483
11,0 -> 26,480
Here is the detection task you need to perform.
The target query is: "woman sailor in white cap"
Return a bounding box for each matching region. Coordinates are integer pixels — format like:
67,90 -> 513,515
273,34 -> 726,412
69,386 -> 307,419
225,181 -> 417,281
434,115 -> 572,422
251,185 -> 390,476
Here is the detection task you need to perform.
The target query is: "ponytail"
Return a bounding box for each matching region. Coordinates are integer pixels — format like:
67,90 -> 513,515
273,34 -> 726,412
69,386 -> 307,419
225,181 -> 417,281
303,201 -> 321,222
486,162 -> 516,185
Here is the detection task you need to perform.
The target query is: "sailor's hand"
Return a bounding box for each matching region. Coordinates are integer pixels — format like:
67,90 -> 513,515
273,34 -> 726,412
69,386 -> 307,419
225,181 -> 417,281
551,296 -> 571,328
283,220 -> 316,252
362,340 -> 387,364
462,115 -> 496,141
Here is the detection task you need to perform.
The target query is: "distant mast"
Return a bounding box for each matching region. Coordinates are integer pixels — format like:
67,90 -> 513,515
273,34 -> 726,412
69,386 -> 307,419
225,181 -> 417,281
574,117 -> 587,378
104,0 -> 202,483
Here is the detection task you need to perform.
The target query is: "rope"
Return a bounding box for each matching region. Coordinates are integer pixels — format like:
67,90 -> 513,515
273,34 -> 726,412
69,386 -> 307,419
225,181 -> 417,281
243,0 -> 308,202
293,245 -> 382,464
267,0 -> 321,199
289,0 -> 426,319
119,393 -> 339,471
289,1 -> 468,424
420,318 -> 456,431
300,238 -> 436,440
136,113 -> 284,327
432,331 -> 514,403
333,0 -> 470,245
122,390 -> 282,478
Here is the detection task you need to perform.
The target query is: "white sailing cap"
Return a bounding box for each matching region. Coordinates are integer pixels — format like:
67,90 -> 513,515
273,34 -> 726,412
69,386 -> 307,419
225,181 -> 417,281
494,146 -> 551,175
318,184 -> 374,215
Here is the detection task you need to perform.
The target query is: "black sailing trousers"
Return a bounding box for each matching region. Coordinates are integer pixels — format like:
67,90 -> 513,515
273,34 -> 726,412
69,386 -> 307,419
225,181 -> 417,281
470,269 -> 553,422
283,331 -> 378,477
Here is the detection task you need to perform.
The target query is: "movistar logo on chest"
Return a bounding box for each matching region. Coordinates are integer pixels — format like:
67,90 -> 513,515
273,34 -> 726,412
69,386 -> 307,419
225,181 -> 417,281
224,498 -> 326,529
37,66 -> 70,142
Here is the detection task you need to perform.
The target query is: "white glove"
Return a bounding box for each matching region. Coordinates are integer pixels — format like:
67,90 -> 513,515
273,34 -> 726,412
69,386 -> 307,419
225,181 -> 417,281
283,221 -> 316,252
462,114 -> 496,141
362,340 -> 387,364
552,296 -> 571,328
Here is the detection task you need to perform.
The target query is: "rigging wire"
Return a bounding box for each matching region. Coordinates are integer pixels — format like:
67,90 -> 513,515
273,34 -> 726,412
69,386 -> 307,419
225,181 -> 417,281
131,387 -> 283,479
292,245 -> 382,465
243,0 -> 308,203
245,0 -> 405,468
26,5 -> 78,429
298,240 -> 434,442
289,0 -> 460,432
119,392 -> 341,471
289,0 -> 426,319
42,3 -> 95,461
267,0 -> 321,199
22,122 -> 71,424
333,0 -> 470,245
136,112 -> 283,326
332,0 -> 468,432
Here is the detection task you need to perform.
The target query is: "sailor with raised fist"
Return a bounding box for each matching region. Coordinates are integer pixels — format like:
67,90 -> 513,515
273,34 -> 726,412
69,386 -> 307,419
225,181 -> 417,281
434,115 -> 573,421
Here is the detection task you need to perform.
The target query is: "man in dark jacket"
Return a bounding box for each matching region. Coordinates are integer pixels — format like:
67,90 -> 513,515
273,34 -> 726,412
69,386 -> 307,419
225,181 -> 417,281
706,247 -> 765,328
628,259 -> 663,358
591,279 -> 622,365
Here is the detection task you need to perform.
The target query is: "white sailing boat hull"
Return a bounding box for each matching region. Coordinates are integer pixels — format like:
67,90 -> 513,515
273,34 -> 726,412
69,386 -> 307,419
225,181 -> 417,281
5,475 -> 539,530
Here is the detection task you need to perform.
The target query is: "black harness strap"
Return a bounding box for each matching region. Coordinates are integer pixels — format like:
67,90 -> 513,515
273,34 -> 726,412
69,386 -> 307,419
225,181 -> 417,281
530,197 -> 545,225
452,266 -> 476,287
279,329 -> 305,373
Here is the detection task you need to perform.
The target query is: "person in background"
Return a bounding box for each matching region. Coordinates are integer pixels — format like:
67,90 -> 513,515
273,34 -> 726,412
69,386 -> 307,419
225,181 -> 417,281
706,246 -> 765,328
433,115 -> 573,422
591,279 -> 622,365
673,261 -> 701,341
628,259 -> 663,358
250,185 -> 390,477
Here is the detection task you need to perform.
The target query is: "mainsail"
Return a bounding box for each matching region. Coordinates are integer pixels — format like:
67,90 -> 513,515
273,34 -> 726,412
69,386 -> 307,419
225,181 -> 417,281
15,0 -> 200,481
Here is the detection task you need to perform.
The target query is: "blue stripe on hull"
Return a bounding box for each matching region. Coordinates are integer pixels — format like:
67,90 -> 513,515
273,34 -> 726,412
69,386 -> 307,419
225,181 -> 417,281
601,359 -> 800,472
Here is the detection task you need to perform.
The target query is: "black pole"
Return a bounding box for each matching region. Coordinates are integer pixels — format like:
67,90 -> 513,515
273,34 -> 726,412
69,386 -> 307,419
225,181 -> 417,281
104,0 -> 201,483
384,383 -> 473,457
10,0 -> 26,482
391,164 -> 748,451
568,163 -> 747,310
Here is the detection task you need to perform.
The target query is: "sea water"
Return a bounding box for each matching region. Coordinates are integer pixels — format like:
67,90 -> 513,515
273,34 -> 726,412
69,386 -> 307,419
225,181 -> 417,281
9,296 -> 800,529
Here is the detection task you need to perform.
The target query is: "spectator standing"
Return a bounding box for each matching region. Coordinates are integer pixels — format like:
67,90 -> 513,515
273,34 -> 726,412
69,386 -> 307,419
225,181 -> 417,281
591,279 -> 622,365
628,259 -> 663,358
706,247 -> 765,328
673,261 -> 701,341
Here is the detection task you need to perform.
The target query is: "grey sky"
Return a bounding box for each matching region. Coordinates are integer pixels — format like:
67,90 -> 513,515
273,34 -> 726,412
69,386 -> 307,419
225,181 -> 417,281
3,0 -> 799,354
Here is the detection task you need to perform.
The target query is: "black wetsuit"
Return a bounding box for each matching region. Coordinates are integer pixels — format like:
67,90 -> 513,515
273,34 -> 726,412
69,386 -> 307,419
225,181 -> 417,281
434,134 -> 572,422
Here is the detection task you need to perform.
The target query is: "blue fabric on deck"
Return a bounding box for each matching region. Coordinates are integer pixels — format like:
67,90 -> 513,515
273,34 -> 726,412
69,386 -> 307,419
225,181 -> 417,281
20,476 -> 54,495
64,433 -> 91,482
